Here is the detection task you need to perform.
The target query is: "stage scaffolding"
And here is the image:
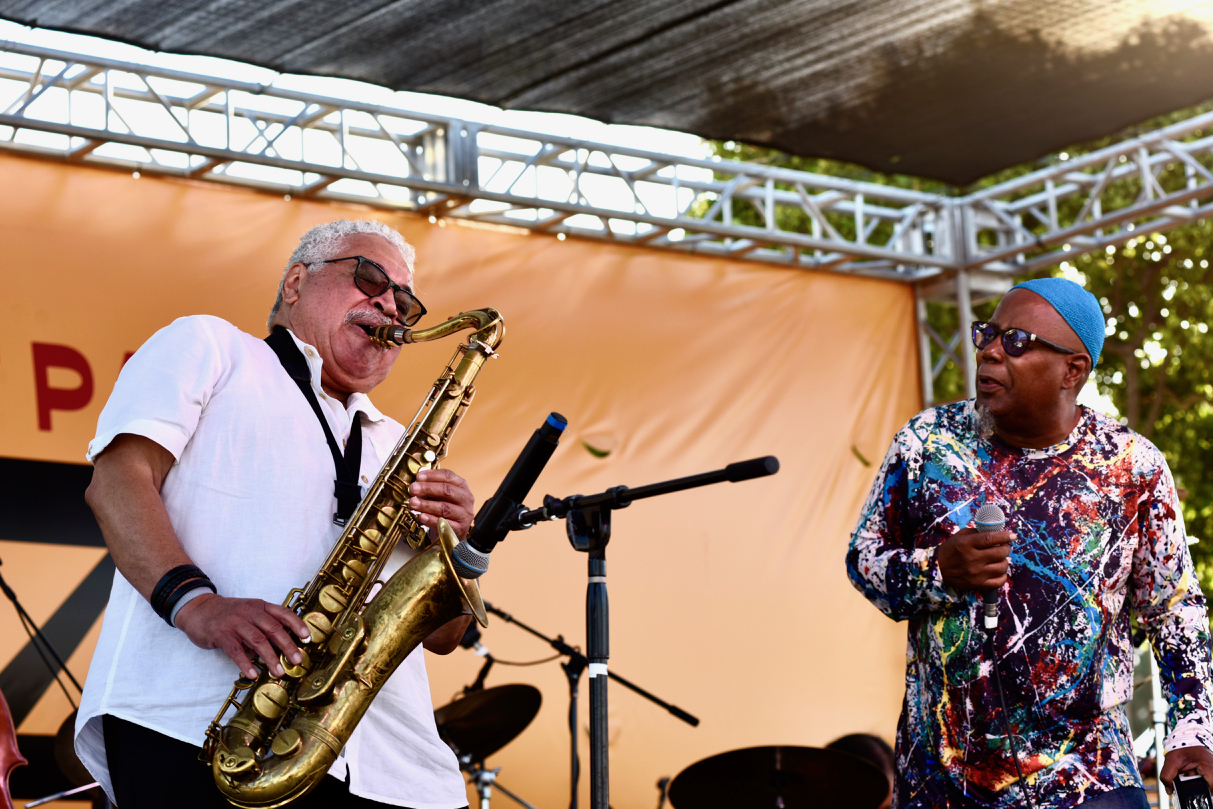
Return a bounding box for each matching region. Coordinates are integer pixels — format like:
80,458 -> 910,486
4,40 -> 1213,407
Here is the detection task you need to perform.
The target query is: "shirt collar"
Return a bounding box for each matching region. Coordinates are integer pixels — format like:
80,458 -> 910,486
284,328 -> 388,424
967,399 -> 1090,459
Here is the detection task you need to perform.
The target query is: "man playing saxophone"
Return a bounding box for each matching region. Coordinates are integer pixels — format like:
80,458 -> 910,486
75,219 -> 476,808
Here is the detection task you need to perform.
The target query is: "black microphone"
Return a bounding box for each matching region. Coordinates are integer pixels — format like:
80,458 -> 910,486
974,503 -> 1006,630
458,621 -> 490,656
451,412 -> 568,578
458,622 -> 495,694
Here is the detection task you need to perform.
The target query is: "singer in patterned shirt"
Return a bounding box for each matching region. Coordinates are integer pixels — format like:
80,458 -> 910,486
847,278 -> 1213,808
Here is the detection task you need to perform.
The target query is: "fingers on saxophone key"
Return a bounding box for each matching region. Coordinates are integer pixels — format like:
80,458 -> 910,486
261,623 -> 303,669
219,633 -> 260,681
410,470 -> 474,508
410,470 -> 475,538
209,600 -> 306,679
236,621 -> 285,679
266,603 -> 311,653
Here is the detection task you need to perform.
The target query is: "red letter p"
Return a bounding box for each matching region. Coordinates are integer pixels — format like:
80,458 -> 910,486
32,343 -> 94,431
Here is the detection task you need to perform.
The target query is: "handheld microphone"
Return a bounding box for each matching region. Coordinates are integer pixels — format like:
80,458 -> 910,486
974,503 -> 1006,630
451,412 -> 568,578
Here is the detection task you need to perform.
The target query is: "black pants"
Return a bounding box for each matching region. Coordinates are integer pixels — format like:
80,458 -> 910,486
103,714 -> 397,808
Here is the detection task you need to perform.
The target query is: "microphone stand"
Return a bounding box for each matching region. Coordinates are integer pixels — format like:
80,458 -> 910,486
482,601 -> 699,809
506,456 -> 779,809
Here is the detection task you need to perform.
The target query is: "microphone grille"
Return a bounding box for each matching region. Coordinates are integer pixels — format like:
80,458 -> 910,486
451,541 -> 490,579
975,503 -> 1006,526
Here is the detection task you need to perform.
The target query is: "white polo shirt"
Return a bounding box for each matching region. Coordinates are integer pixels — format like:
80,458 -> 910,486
75,315 -> 467,808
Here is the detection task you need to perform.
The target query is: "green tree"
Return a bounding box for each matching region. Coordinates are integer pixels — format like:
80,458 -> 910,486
1077,228 -> 1213,579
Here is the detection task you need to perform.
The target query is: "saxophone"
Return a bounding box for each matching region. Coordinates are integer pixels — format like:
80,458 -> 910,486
201,310 -> 503,808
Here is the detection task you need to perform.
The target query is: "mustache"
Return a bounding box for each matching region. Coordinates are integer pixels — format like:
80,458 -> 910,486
343,309 -> 393,328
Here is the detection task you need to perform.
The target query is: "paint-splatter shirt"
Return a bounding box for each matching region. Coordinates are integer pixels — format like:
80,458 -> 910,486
847,401 -> 1213,808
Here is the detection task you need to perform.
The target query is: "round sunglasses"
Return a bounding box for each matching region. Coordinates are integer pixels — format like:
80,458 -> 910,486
971,321 -> 1080,357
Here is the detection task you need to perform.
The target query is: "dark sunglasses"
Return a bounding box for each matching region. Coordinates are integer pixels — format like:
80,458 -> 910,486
318,255 -> 427,327
971,321 -> 1080,358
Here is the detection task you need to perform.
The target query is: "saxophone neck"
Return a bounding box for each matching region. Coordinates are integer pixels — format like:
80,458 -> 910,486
360,310 -> 503,350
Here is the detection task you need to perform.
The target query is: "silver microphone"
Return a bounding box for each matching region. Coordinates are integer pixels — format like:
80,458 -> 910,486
974,503 -> 1007,630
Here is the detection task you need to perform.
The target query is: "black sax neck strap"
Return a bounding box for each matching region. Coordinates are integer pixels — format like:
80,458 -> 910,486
265,326 -> 364,525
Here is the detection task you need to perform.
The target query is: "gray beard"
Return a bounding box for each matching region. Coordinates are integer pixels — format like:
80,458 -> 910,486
973,402 -> 997,437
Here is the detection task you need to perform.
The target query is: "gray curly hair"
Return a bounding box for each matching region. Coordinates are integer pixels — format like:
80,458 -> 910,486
266,219 -> 416,331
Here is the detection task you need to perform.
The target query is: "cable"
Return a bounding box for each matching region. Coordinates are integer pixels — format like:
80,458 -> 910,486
0,560 -> 83,693
492,654 -> 563,667
17,610 -> 77,711
987,630 -> 1038,809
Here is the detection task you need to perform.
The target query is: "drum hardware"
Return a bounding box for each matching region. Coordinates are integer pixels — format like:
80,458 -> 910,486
22,781 -> 104,808
667,745 -> 888,809
435,685 -> 543,809
656,776 -> 671,809
463,761 -> 542,809
494,455 -> 780,809
482,601 -> 700,809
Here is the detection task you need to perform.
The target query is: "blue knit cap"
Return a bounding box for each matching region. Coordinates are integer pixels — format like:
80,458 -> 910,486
1009,277 -> 1104,366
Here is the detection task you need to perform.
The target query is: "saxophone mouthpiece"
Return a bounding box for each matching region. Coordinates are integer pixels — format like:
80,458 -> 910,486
360,324 -> 409,347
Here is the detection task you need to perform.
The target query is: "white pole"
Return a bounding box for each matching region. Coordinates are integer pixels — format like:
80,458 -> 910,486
1152,653 -> 1170,809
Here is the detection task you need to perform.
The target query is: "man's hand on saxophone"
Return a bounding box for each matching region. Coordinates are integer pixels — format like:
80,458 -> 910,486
409,468 -> 476,540
174,597 -> 311,681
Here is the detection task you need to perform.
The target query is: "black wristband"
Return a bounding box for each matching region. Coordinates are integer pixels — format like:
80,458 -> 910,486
162,577 -> 217,626
150,564 -> 205,619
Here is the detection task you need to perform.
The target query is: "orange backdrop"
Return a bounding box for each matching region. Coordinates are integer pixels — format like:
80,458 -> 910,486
0,151 -> 920,807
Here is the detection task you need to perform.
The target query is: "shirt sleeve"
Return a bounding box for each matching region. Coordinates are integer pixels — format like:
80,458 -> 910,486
846,424 -> 960,621
87,316 -> 230,463
1130,441 -> 1213,753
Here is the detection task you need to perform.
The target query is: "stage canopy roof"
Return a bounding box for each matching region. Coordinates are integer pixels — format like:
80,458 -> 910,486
3,0 -> 1213,186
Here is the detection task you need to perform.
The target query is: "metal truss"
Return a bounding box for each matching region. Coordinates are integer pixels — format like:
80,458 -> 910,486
916,110 -> 1213,404
4,40 -> 1213,405
0,40 -> 953,282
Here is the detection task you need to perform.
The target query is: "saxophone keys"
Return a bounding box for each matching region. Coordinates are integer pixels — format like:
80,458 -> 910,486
328,624 -> 358,653
358,527 -> 383,553
377,507 -> 397,528
270,728 -> 302,758
318,584 -> 349,614
217,746 -> 258,776
252,683 -> 290,720
280,648 -> 311,679
341,559 -> 368,586
404,525 -> 426,550
302,612 -> 332,644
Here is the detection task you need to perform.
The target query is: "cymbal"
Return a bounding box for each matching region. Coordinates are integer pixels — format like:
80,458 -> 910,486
434,684 -> 542,763
669,745 -> 888,809
54,710 -> 93,787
